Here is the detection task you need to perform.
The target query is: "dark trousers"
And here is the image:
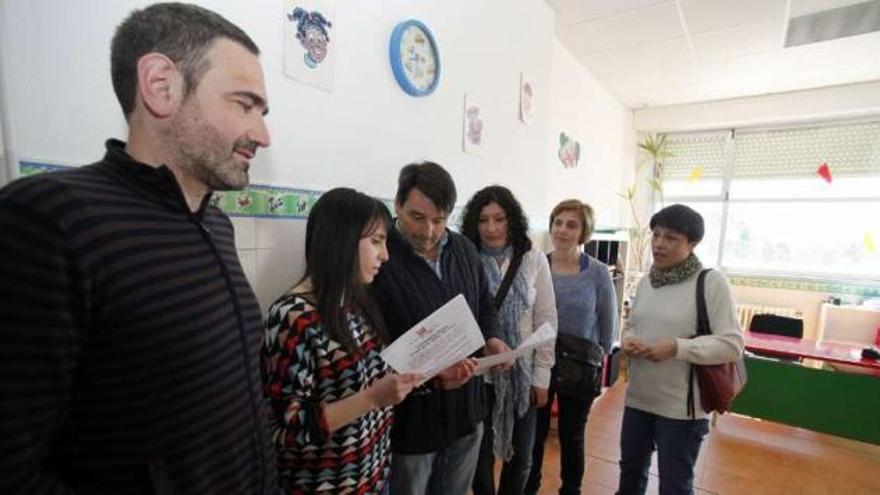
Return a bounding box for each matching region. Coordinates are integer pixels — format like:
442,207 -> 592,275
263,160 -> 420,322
525,368 -> 596,495
473,384 -> 538,495
617,407 -> 709,495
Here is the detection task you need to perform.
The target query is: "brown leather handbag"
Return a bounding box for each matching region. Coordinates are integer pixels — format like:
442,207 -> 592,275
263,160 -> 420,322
687,269 -> 747,417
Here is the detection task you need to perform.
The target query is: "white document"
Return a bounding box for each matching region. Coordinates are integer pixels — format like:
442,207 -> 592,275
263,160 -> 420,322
474,322 -> 556,375
380,294 -> 486,381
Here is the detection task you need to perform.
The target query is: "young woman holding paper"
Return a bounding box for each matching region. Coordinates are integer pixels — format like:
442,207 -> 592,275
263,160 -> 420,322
462,185 -> 558,495
261,188 -> 420,494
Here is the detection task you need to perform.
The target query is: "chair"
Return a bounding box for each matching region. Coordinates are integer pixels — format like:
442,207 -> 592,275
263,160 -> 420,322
749,313 -> 804,339
748,313 -> 804,362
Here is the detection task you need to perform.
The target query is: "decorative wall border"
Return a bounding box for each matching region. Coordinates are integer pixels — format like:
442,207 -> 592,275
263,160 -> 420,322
728,275 -> 880,298
17,161 -> 449,224
20,160 -> 335,219
19,161 -> 69,177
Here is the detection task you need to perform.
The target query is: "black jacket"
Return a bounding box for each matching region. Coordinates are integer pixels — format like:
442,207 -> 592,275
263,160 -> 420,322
0,140 -> 276,494
370,224 -> 499,454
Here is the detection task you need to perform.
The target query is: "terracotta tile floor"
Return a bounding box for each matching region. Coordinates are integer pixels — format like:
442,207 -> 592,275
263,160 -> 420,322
492,380 -> 880,495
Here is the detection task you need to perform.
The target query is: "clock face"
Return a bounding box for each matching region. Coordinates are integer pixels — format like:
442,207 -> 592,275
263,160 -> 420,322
390,20 -> 440,96
399,25 -> 437,92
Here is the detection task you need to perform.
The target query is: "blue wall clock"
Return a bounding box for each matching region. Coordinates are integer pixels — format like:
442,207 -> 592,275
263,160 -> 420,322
389,20 -> 440,97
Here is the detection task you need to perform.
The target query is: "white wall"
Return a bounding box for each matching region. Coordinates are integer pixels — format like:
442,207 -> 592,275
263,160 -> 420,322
2,0 -> 635,310
0,118 -> 6,186
544,39 -> 634,230
0,1 -> 11,186
3,0 -> 555,216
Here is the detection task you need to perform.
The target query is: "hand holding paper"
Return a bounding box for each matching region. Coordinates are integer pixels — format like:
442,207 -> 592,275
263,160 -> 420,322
484,337 -> 513,372
435,358 -> 478,389
380,294 -> 486,383
366,373 -> 422,407
474,322 -> 556,375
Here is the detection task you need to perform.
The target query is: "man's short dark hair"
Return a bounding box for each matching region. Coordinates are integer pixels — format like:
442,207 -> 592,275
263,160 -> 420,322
395,161 -> 457,214
111,2 -> 260,118
650,204 -> 704,244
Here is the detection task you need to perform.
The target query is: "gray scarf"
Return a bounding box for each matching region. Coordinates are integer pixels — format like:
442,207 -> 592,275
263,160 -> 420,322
481,246 -> 531,462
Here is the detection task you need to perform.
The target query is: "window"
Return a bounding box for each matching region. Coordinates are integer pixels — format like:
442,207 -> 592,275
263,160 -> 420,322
659,120 -> 880,281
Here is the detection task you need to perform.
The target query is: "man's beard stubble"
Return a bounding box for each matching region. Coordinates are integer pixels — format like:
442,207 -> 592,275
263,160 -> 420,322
168,103 -> 252,192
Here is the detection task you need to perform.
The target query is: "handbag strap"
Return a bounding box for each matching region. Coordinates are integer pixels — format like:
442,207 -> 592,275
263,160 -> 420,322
493,248 -> 525,310
687,268 -> 713,418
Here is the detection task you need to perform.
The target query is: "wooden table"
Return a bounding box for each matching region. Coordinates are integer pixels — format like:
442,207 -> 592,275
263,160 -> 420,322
744,332 -> 880,376
731,333 -> 880,444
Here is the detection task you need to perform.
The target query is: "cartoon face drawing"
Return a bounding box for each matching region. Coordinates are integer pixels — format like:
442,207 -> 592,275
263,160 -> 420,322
288,7 -> 332,69
302,25 -> 328,64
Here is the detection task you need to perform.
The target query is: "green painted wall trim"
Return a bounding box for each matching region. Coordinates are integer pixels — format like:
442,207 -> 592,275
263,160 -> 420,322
16,161 -> 452,225
729,274 -> 880,297
19,160 -> 328,219
731,357 -> 880,445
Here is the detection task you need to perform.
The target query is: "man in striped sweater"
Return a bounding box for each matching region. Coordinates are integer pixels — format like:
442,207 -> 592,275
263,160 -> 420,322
0,3 -> 276,493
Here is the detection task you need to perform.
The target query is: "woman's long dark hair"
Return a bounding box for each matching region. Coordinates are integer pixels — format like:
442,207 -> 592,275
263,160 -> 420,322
460,185 -> 532,257
297,188 -> 391,352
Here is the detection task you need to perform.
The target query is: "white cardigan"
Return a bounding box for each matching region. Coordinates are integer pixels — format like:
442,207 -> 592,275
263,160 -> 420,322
486,247 -> 558,389
625,269 -> 744,419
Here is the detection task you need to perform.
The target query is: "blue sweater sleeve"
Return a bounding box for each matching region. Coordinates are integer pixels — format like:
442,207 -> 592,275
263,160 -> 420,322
594,263 -> 618,354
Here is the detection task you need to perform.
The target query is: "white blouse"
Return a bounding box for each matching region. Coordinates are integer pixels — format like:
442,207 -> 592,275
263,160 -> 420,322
486,247 -> 558,389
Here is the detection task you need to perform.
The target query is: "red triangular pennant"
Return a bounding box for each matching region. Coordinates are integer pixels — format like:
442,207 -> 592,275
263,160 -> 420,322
817,162 -> 832,183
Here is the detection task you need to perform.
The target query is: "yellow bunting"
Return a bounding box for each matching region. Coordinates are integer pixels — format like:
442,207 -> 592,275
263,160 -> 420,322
687,166 -> 703,182
865,233 -> 877,254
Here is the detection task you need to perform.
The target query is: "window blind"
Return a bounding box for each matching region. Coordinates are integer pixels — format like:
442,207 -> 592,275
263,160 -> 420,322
732,120 -> 880,178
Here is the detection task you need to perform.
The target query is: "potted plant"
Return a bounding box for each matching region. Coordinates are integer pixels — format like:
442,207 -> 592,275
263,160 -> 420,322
619,133 -> 672,294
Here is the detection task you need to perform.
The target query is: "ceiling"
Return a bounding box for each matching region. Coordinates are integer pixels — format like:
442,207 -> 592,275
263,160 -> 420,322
547,0 -> 880,108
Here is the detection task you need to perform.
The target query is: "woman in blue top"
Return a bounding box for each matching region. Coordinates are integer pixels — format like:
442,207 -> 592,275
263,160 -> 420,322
526,199 -> 618,495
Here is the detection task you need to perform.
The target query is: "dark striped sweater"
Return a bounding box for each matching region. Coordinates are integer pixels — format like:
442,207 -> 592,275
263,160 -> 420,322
0,140 -> 276,494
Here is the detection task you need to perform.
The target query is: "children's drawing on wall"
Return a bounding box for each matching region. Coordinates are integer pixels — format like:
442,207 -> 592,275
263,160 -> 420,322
463,94 -> 485,156
283,0 -> 336,92
558,132 -> 581,168
519,73 -> 534,124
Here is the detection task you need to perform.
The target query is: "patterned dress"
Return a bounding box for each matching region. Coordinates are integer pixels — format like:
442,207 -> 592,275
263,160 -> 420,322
262,294 -> 393,494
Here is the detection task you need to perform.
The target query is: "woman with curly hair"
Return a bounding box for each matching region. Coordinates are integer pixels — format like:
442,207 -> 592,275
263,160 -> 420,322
462,185 -> 558,495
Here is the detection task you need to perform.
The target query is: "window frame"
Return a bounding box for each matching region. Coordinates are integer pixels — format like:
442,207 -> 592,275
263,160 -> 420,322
660,121 -> 880,283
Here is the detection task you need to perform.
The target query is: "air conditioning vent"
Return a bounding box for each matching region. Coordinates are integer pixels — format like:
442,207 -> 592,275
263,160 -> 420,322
785,0 -> 880,47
